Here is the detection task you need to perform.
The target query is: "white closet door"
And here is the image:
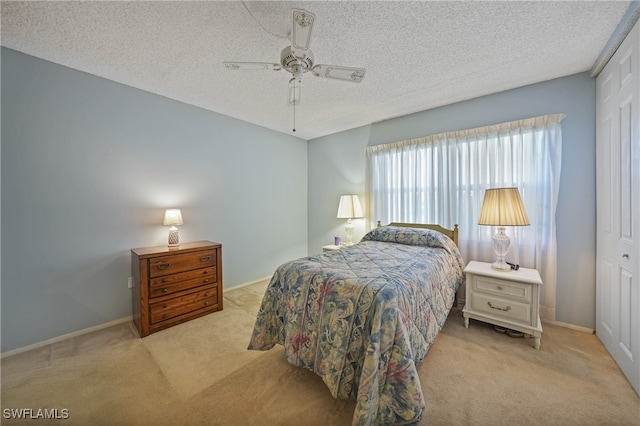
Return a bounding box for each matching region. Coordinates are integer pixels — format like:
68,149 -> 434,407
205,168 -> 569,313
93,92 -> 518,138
596,18 -> 640,396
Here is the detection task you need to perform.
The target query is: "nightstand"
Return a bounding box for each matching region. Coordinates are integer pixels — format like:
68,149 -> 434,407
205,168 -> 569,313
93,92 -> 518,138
322,244 -> 342,252
462,260 -> 543,349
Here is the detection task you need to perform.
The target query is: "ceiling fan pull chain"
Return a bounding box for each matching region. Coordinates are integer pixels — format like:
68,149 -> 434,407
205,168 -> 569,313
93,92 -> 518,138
293,80 -> 296,132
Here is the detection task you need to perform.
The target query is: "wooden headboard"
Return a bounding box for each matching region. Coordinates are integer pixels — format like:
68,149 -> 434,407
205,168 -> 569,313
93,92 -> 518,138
376,220 -> 459,247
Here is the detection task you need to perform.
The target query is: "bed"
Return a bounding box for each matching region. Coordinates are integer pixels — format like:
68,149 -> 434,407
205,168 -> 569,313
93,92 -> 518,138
248,223 -> 465,425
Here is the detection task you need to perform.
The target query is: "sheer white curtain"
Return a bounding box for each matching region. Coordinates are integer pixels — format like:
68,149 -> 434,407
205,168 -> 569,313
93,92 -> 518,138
366,114 -> 564,320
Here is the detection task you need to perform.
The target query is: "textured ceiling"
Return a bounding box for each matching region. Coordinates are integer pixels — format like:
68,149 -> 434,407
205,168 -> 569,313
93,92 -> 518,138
0,1 -> 633,140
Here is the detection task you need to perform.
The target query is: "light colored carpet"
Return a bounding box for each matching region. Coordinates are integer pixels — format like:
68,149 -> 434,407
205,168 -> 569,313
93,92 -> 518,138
2,279 -> 639,425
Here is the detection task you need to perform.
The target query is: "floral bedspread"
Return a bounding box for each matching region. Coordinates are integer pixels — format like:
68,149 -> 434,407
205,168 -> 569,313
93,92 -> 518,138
248,226 -> 465,425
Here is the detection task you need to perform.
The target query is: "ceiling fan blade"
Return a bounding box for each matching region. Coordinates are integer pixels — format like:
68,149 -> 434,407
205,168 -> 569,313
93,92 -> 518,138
291,9 -> 315,59
311,65 -> 366,82
223,62 -> 282,71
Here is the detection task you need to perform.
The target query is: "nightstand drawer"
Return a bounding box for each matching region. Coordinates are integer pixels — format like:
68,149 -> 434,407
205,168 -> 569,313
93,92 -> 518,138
471,292 -> 532,324
472,275 -> 531,302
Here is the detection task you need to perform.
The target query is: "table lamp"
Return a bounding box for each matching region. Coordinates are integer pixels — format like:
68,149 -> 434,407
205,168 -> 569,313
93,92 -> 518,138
478,188 -> 530,271
163,209 -> 183,247
337,195 -> 364,245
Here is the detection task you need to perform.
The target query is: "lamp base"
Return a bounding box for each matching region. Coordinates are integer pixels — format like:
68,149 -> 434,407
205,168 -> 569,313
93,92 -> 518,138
491,260 -> 511,271
168,227 -> 180,247
491,226 -> 511,272
344,219 -> 354,245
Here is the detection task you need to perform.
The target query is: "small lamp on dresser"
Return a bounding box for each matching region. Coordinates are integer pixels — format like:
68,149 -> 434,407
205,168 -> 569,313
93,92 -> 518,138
163,209 -> 183,247
478,187 -> 530,271
337,194 -> 364,245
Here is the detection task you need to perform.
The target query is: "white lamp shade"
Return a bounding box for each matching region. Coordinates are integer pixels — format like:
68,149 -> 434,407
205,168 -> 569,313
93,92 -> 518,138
478,188 -> 530,226
163,209 -> 184,226
337,195 -> 364,219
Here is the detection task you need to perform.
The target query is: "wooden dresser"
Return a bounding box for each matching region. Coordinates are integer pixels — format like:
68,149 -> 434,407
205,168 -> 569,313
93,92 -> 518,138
131,240 -> 222,337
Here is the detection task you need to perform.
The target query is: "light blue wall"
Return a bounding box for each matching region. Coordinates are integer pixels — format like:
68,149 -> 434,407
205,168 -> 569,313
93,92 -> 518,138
1,48 -> 308,352
1,46 -> 597,352
308,125 -> 371,252
308,73 -> 596,329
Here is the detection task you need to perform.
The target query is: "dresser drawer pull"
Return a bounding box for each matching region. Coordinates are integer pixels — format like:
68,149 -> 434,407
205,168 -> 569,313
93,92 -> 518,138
157,262 -> 171,270
162,304 -> 168,308
487,301 -> 511,312
200,256 -> 212,262
204,278 -> 209,283
205,292 -> 209,296
162,288 -> 168,293
162,278 -> 168,283
205,301 -> 209,306
162,314 -> 168,319
497,286 -> 503,291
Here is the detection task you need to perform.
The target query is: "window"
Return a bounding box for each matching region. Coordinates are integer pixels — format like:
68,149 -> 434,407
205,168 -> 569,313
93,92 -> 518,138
366,114 -> 564,320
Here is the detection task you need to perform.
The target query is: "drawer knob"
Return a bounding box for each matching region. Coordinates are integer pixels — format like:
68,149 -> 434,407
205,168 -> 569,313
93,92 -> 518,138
162,278 -> 168,283
162,304 -> 168,308
204,278 -> 209,283
203,270 -> 208,274
205,292 -> 209,296
622,253 -> 629,259
200,256 -> 212,262
487,301 -> 511,312
157,262 -> 171,270
162,288 -> 168,293
497,286 -> 503,291
162,314 -> 168,319
205,301 -> 209,306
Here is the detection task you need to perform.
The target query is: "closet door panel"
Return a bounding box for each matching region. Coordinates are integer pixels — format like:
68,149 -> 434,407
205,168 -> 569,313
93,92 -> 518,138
596,17 -> 639,397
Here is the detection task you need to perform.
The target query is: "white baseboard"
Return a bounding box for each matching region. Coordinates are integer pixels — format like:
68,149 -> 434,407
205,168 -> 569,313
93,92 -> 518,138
225,276 -> 271,292
3,278 -> 592,358
542,319 -> 595,334
1,316 -> 133,359
456,295 -> 593,334
2,277 -> 273,359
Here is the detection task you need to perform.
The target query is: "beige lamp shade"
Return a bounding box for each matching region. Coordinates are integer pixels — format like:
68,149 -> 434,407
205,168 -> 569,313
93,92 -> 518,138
478,188 -> 530,226
336,195 -> 364,219
163,209 -> 184,226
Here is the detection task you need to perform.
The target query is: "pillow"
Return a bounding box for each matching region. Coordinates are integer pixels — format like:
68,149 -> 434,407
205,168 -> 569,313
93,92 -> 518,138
361,226 -> 453,251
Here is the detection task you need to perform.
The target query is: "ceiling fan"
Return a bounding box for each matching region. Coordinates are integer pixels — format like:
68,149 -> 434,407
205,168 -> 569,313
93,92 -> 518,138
223,8 -> 366,132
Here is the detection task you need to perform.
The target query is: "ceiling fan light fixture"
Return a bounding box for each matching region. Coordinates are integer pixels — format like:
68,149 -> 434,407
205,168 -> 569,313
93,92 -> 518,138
288,79 -> 301,106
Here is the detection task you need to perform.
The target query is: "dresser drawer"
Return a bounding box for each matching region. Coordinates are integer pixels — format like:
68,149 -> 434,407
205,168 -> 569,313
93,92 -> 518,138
149,271 -> 215,298
150,285 -> 218,324
470,292 -> 533,325
472,275 -> 531,303
149,267 -> 216,298
149,249 -> 216,278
